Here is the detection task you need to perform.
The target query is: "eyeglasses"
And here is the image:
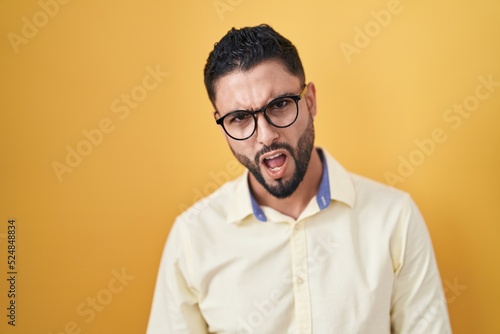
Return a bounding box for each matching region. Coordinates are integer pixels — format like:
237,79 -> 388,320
215,85 -> 308,141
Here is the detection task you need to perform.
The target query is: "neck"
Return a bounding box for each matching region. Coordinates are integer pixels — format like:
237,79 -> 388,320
249,148 -> 323,220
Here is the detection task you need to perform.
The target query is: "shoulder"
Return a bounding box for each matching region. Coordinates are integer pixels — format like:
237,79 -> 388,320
350,173 -> 412,207
175,173 -> 245,227
346,173 -> 421,232
321,148 -> 412,211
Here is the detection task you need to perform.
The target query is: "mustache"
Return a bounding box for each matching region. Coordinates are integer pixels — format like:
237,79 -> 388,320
254,142 -> 295,165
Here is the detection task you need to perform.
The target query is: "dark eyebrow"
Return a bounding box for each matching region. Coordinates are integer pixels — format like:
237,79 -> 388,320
228,92 -> 297,114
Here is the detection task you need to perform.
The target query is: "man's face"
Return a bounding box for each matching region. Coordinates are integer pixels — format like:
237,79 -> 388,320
214,61 -> 317,198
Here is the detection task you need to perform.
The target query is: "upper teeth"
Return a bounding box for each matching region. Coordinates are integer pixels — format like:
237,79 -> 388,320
265,153 -> 282,160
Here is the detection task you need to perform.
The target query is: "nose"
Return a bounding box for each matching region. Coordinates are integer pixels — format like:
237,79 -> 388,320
254,112 -> 279,146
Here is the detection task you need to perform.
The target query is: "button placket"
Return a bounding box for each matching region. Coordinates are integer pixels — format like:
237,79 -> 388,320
289,221 -> 312,333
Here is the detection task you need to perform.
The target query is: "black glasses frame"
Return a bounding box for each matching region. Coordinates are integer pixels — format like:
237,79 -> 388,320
215,85 -> 308,141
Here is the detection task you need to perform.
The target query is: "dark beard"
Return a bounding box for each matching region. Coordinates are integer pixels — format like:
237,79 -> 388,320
232,116 -> 315,199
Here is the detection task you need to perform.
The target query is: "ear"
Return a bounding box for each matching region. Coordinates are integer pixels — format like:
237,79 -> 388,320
304,82 -> 317,118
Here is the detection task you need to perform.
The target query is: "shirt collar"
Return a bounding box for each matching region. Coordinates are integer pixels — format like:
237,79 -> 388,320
316,148 -> 331,210
321,148 -> 356,208
226,147 -> 355,224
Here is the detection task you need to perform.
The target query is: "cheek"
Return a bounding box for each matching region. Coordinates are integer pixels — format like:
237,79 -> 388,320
286,120 -> 309,144
298,111 -> 313,130
227,139 -> 252,158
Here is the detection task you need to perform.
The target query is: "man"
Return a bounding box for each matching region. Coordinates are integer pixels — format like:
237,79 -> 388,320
147,24 -> 451,333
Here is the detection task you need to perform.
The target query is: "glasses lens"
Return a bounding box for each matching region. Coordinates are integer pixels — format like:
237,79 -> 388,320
223,111 -> 255,139
265,97 -> 298,127
220,96 -> 299,140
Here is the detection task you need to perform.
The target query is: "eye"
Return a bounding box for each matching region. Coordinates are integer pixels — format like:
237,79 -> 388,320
268,98 -> 290,110
226,111 -> 252,124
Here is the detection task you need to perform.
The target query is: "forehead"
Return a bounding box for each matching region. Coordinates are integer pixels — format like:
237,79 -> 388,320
214,61 -> 301,114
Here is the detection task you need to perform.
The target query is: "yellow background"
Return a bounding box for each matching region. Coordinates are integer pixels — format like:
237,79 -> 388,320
1,0 -> 499,333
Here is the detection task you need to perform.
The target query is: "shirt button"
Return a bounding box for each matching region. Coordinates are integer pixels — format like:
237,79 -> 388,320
297,277 -> 304,285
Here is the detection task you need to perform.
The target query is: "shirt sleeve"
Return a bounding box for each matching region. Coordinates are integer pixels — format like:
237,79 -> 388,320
146,219 -> 208,334
390,196 -> 452,333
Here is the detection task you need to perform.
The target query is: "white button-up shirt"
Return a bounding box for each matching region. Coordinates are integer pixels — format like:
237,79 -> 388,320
147,149 -> 451,333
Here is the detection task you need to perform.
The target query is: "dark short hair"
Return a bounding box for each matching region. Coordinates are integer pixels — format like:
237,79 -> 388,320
203,24 -> 305,107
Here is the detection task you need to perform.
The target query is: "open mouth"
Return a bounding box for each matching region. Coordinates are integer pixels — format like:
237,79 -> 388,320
262,152 -> 288,179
